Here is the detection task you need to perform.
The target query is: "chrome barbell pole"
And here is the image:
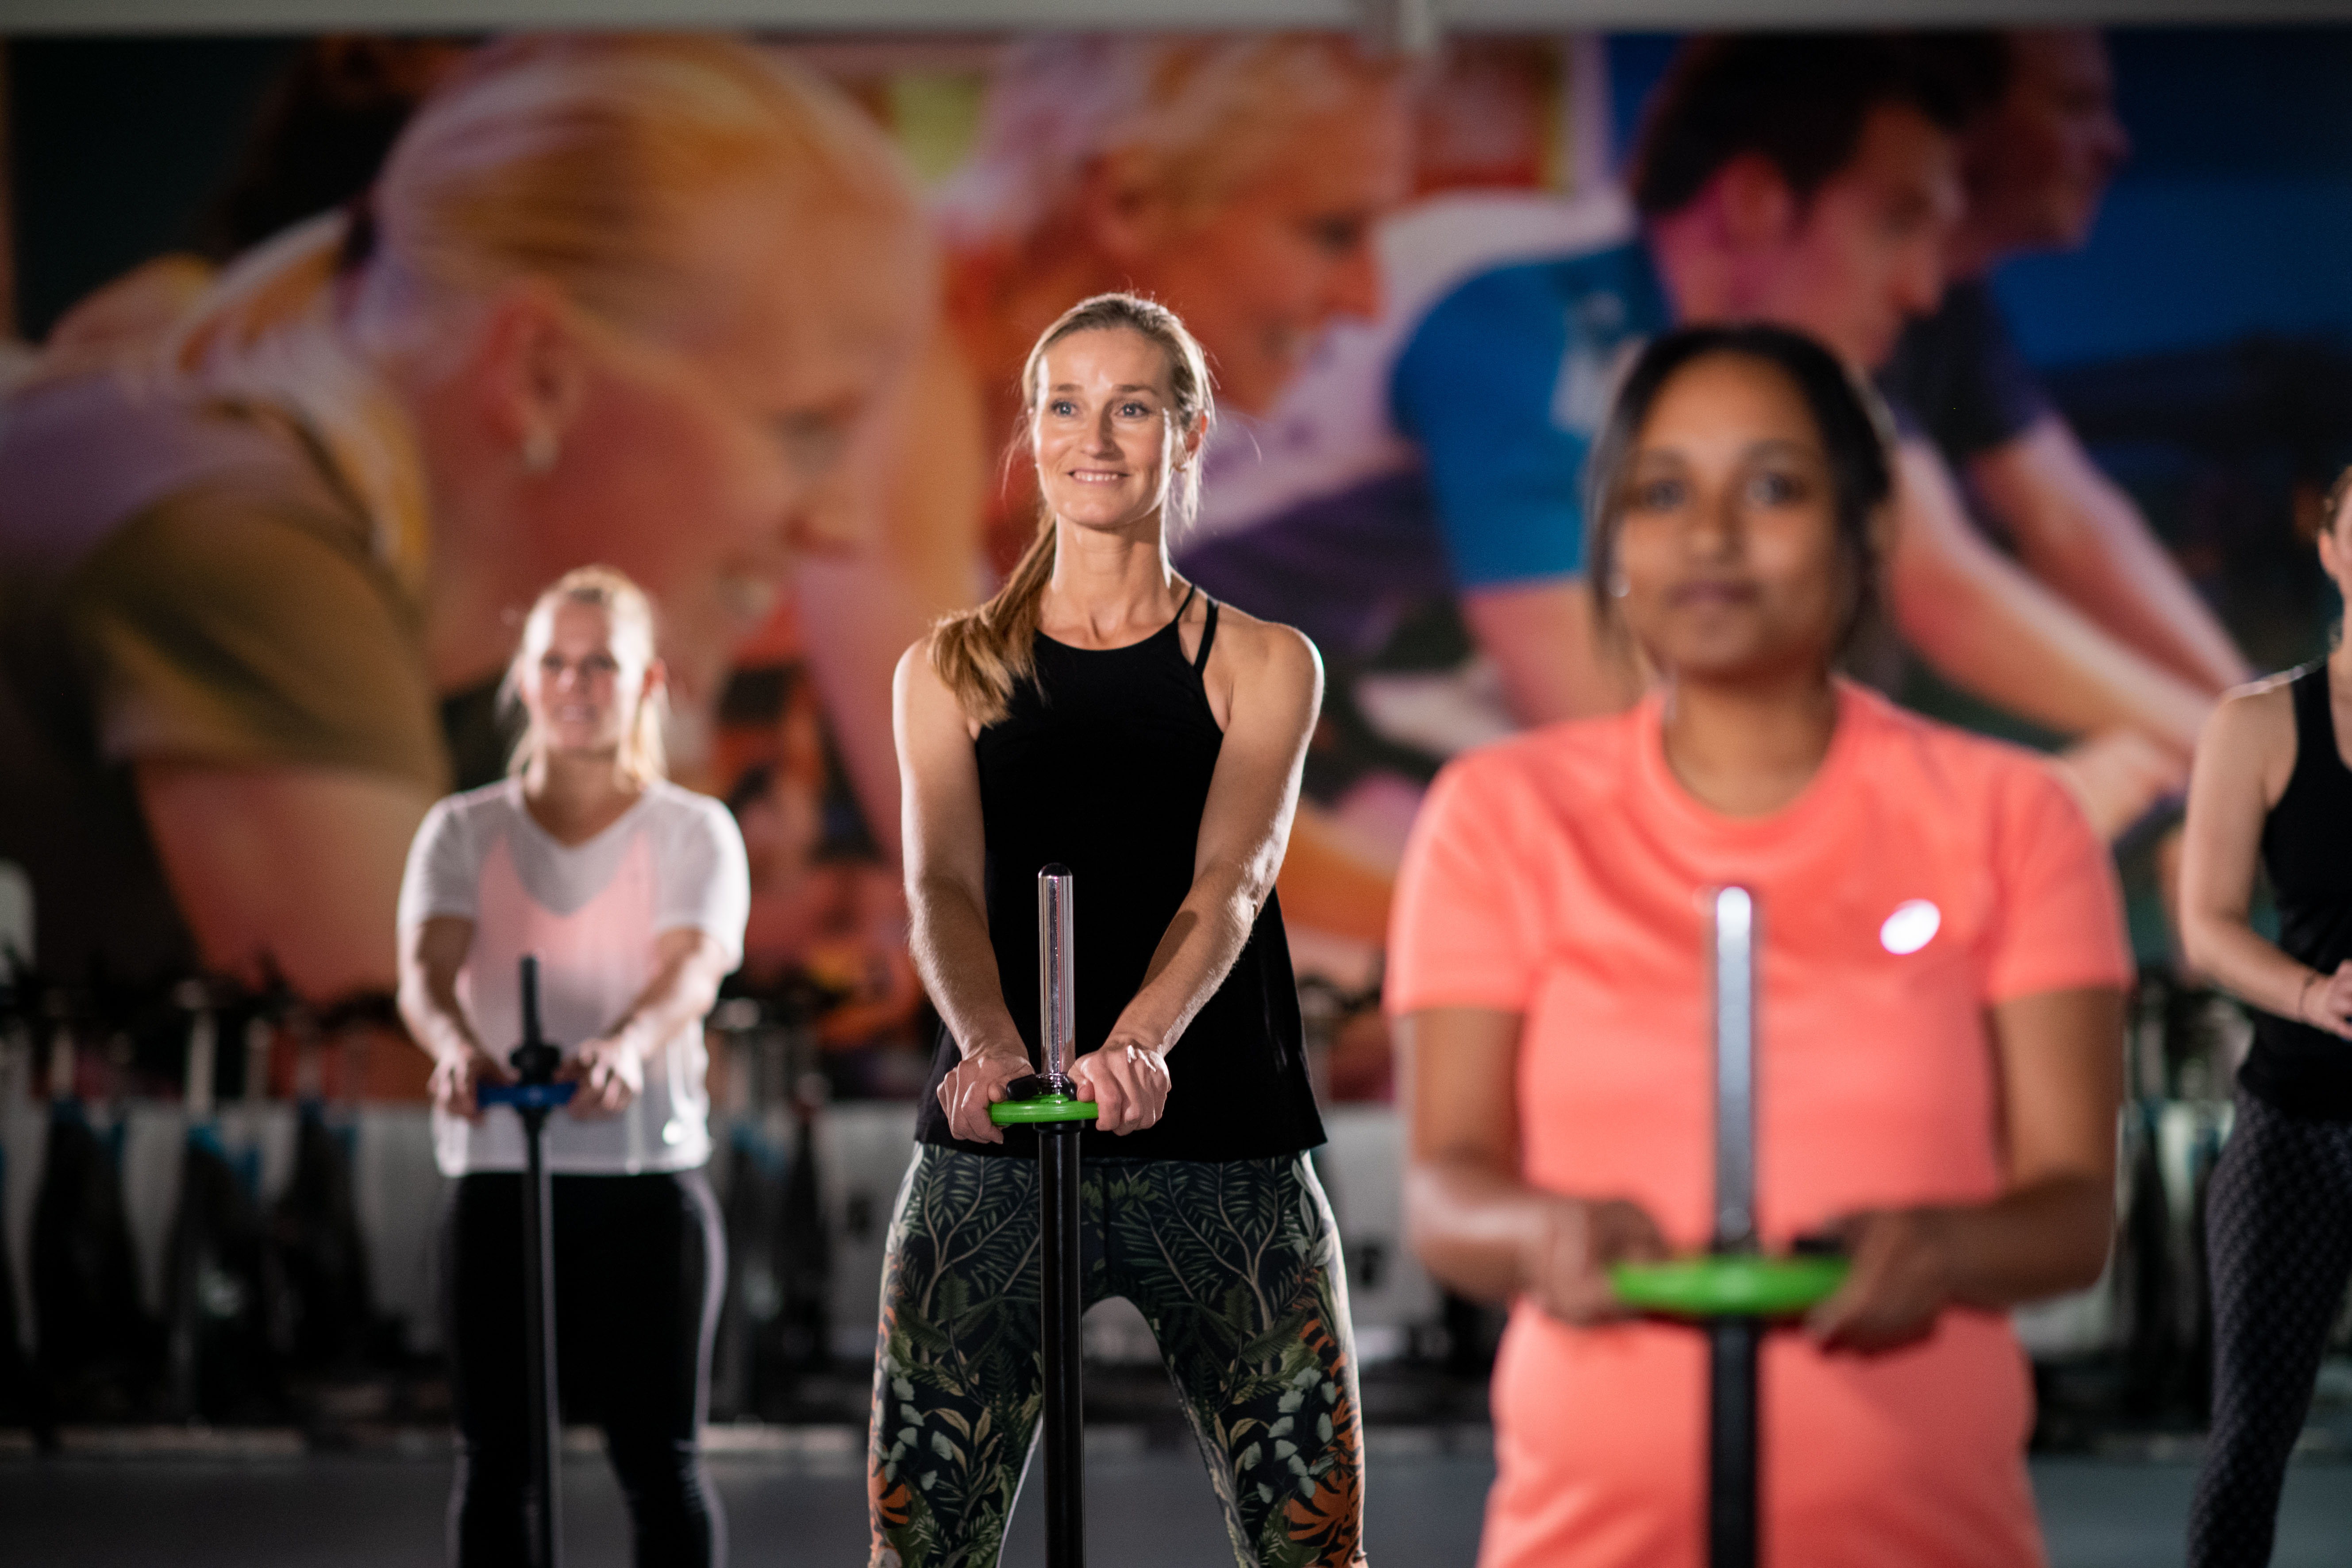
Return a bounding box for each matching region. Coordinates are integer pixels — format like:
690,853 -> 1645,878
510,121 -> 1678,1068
1709,887 -> 1759,1568
1035,866 -> 1083,1568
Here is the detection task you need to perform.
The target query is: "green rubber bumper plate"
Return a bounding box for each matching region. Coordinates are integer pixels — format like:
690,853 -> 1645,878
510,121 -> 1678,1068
989,1093 -> 1100,1125
1609,1255 -> 1850,1318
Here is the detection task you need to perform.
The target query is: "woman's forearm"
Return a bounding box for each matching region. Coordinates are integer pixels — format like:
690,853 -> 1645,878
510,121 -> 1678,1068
603,933 -> 732,1061
1108,863 -> 1263,1052
908,876 -> 1026,1059
1938,1172 -> 2115,1310
1404,1156 -> 1553,1302
398,966 -> 481,1066
2183,910 -> 2322,1021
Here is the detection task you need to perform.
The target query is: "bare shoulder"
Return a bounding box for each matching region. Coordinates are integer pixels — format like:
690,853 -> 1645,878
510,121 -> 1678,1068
2197,670 -> 2301,809
894,634 -> 940,693
1205,600 -> 1320,687
893,633 -> 967,730
2205,671 -> 2297,755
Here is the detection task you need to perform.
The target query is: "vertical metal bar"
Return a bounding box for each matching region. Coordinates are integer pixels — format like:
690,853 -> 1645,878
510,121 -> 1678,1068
1708,1317 -> 1759,1568
516,954 -> 563,1568
521,1123 -> 561,1568
520,954 -> 545,1059
1038,867 -> 1074,1084
1710,888 -> 1756,1252
1035,863 -> 1084,1566
1039,1121 -> 1085,1568
1708,886 -> 1759,1568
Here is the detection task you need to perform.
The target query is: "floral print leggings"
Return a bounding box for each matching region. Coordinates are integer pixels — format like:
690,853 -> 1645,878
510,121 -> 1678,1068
867,1146 -> 1367,1568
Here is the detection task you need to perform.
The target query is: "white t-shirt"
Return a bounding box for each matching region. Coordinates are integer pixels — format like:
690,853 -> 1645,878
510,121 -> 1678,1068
397,777 -> 750,1177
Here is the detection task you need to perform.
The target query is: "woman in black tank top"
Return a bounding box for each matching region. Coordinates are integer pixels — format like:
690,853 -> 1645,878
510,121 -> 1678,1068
867,295 -> 1363,1568
2179,468 -> 2352,1566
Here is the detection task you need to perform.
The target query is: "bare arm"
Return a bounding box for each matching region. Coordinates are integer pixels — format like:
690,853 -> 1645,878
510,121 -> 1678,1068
2176,681 -> 2351,1032
1106,618 -> 1322,1050
1813,986 -> 2124,1351
1400,1006 -> 1668,1320
1407,986 -> 2122,1347
564,926 -> 737,1117
140,761 -> 434,998
1460,580 -> 1645,728
396,913 -> 505,1122
1071,617 -> 1325,1133
1971,418 -> 2251,697
895,640 -> 1031,1143
1888,439 -> 2213,756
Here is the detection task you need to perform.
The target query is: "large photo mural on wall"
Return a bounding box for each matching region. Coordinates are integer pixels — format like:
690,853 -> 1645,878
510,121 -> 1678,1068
2,27 -> 2349,1109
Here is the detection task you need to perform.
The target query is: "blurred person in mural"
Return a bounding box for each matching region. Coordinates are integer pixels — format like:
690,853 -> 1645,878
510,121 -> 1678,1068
33,35 -> 470,377
399,566 -> 747,1568
0,35 -> 930,1001
795,33 -> 1413,948
1882,31 -> 2249,771
2176,467 -> 2352,1568
1184,33 -> 2211,870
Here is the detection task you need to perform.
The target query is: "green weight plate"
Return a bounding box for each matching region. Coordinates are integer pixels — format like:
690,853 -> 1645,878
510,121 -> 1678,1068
989,1093 -> 1101,1125
1609,1255 -> 1850,1318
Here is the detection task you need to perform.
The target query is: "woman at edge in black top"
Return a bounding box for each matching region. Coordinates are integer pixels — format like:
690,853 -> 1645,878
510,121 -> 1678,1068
2179,465 -> 2352,1567
869,293 -> 1359,1568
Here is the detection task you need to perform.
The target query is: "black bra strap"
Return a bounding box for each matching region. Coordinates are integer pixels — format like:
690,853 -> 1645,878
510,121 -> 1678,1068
1193,596 -> 1220,674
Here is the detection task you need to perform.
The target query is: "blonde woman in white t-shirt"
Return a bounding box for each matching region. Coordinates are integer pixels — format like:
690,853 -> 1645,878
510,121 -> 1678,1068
397,566 -> 748,1568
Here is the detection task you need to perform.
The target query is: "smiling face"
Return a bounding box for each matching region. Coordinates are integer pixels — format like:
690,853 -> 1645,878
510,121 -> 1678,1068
1747,103 -> 1962,370
1029,326 -> 1197,537
518,598 -> 657,763
1120,85 -> 1411,414
1613,352 -> 1853,685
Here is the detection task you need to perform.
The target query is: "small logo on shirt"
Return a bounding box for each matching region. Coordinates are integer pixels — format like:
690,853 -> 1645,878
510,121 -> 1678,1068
1880,899 -> 1941,955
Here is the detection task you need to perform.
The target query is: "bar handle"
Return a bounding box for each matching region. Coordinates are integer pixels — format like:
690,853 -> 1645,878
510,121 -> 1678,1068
1038,866 -> 1074,1083
520,953 -> 543,1052
492,952 -> 571,1106
1711,886 -> 1757,1252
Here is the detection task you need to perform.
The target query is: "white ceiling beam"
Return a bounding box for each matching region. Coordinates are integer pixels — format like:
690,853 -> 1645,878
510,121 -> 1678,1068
0,0 -> 2347,31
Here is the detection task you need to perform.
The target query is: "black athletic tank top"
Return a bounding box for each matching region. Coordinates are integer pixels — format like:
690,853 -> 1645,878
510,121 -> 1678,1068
2246,662 -> 2352,1121
914,589 -> 1325,1162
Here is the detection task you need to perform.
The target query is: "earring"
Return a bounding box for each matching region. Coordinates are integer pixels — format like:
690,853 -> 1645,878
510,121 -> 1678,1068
520,426 -> 560,475
1607,569 -> 1631,599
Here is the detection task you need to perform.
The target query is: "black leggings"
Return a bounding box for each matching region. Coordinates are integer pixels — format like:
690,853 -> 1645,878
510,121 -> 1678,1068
442,1171 -> 726,1568
2186,1091 -> 2352,1567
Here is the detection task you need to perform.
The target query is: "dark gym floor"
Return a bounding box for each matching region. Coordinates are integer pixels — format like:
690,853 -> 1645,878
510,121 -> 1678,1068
4,1436 -> 2349,1567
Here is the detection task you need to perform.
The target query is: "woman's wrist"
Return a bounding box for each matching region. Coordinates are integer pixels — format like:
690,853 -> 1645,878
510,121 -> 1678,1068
2296,969 -> 2325,1025
434,1034 -> 486,1068
959,1033 -> 1030,1065
1513,1197 -> 1571,1300
1098,1031 -> 1169,1061
603,1020 -> 655,1063
1101,1013 -> 1174,1058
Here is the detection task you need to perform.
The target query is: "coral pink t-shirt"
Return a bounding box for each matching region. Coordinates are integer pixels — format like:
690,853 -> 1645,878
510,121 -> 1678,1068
1387,682 -> 2130,1568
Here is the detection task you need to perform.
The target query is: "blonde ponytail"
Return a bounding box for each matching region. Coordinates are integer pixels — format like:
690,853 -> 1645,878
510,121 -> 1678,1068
928,292 -> 1215,727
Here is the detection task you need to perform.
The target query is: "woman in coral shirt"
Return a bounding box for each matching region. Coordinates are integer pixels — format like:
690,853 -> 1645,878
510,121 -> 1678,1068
1389,324 -> 2131,1568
